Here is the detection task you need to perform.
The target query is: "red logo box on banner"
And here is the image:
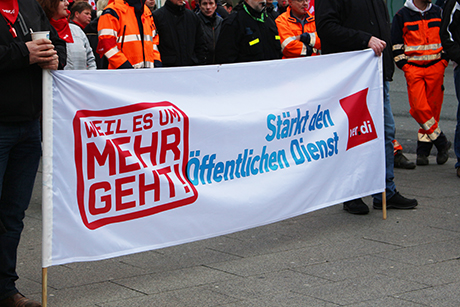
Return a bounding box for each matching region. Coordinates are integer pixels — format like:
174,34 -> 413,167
73,102 -> 198,230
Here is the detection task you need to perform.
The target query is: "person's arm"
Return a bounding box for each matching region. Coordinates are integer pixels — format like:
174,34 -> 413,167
440,0 -> 460,63
97,8 -> 133,69
83,32 -> 97,70
276,16 -> 313,57
390,11 -> 407,70
0,41 -> 38,71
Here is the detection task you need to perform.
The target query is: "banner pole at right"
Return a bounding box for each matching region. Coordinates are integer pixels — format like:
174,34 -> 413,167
382,192 -> 387,220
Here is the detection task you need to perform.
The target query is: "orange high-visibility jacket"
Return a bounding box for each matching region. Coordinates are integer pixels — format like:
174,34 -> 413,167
391,3 -> 447,69
97,0 -> 161,69
275,7 -> 320,58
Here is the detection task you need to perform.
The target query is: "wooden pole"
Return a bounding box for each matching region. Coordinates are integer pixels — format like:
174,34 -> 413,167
382,191 -> 387,220
42,267 -> 48,307
41,69 -> 52,307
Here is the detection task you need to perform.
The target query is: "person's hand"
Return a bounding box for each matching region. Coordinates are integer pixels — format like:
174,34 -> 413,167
38,54 -> 59,70
26,38 -> 58,68
368,36 -> 386,57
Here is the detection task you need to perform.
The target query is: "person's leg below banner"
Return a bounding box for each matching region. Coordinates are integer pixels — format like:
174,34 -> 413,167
373,81 -> 418,213
453,65 -> 460,177
0,119 -> 42,305
425,60 -> 451,165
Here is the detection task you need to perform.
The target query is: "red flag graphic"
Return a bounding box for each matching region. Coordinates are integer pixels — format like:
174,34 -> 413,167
339,88 -> 378,150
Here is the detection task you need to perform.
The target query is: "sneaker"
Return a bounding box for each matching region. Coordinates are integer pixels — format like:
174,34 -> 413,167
343,198 -> 369,215
394,151 -> 416,169
373,191 -> 418,209
436,141 -> 451,165
416,155 -> 429,166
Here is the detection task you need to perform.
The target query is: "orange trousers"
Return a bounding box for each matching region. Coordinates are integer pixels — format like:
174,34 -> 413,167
403,60 -> 448,142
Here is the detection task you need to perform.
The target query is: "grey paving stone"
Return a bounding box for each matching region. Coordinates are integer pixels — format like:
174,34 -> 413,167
45,259 -> 148,289
396,282 -> 460,307
292,255 -> 413,282
98,286 -> 239,307
112,265 -> 237,294
345,296 -> 428,306
380,258 -> 460,287
301,275 -> 427,305
372,238 -> 460,266
219,293 -> 340,307
45,281 -> 143,307
119,243 -> 242,273
207,269 -> 332,300
362,221 -> 460,247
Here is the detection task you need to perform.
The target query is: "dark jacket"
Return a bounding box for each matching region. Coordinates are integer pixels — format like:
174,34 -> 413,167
152,0 -> 207,67
216,4 -> 230,19
197,11 -> 223,64
440,0 -> 460,64
315,0 -> 394,81
266,5 -> 280,21
215,2 -> 282,64
0,0 -> 66,122
84,17 -> 107,69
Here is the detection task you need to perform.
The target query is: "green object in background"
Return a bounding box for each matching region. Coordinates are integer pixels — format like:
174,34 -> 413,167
387,0 -> 405,21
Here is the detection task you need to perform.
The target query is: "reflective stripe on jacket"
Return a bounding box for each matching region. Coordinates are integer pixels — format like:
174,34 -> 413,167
391,2 -> 446,69
97,0 -> 161,69
275,7 -> 320,58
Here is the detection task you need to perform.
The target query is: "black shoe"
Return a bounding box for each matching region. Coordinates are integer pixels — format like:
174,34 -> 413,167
373,191 -> 418,210
436,141 -> 451,165
343,198 -> 369,215
0,292 -> 42,307
457,167 -> 460,178
394,151 -> 416,169
416,155 -> 429,166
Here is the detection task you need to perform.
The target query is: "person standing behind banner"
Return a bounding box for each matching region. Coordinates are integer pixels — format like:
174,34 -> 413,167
316,0 -> 418,214
392,0 -> 450,166
265,0 -> 279,20
152,0 -> 206,67
39,0 -> 96,70
70,1 -> 93,30
214,0 -> 282,64
84,0 -> 109,68
97,0 -> 162,69
275,0 -> 320,58
197,0 -> 223,64
146,0 -> 157,13
0,0 -> 66,305
440,0 -> 460,177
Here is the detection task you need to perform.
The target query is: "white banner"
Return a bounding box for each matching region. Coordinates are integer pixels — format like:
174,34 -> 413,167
43,49 -> 385,267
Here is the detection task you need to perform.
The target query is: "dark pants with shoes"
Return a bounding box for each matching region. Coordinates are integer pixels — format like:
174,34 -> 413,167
0,120 -> 41,300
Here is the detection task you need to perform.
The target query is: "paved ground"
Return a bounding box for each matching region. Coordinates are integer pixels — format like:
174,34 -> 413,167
15,66 -> 460,306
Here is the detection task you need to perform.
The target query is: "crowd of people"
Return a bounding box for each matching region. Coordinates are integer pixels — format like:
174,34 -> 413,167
1,0 -> 460,305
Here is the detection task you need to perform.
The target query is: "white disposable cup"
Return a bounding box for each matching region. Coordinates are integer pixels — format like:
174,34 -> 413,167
31,31 -> 50,41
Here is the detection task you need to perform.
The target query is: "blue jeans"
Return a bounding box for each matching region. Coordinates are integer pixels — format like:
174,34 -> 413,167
0,119 -> 41,300
454,65 -> 460,169
373,81 -> 396,201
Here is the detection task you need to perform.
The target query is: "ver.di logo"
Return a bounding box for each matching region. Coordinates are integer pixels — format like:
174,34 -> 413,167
339,88 -> 378,150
